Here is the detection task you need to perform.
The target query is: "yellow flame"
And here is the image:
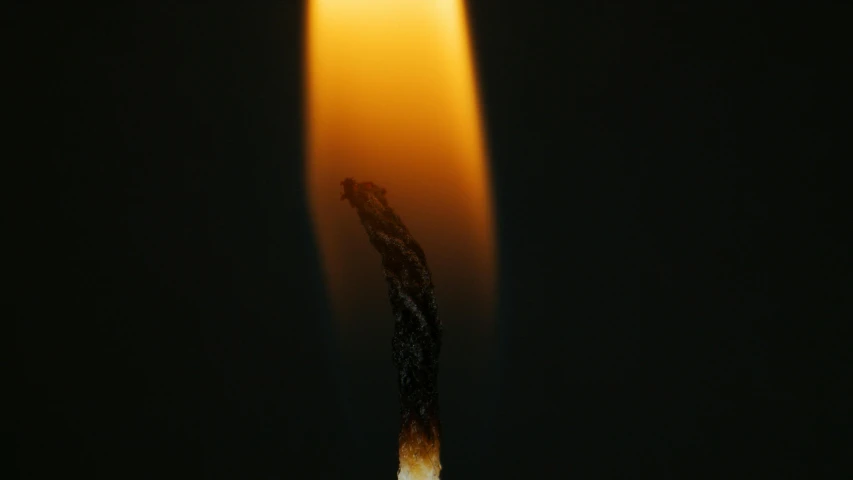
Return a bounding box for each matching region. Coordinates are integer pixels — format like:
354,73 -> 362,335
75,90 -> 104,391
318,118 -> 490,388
305,0 -> 496,333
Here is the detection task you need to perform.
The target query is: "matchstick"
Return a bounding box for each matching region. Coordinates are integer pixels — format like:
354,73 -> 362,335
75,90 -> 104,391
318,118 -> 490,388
340,177 -> 443,480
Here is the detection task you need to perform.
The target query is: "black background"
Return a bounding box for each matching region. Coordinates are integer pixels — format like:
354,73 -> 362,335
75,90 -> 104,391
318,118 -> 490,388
14,2 -> 850,479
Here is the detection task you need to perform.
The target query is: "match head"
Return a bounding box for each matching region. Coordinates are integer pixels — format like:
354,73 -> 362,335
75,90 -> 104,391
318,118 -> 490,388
340,177 -> 389,207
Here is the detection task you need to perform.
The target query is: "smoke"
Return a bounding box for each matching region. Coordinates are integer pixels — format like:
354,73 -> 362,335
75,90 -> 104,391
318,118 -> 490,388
340,178 -> 443,480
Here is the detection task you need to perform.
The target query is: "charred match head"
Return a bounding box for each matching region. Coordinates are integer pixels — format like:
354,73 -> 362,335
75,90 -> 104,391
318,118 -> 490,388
340,177 -> 389,207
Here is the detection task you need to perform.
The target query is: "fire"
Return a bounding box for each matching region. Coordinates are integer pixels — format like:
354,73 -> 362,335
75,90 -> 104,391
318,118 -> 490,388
305,1 -> 495,478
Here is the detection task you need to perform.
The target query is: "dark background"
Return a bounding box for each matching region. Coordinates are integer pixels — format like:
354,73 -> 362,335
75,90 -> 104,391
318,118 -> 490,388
14,2 -> 850,479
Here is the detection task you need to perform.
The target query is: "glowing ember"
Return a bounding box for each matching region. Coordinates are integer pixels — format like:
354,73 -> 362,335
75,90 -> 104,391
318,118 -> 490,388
398,424 -> 442,480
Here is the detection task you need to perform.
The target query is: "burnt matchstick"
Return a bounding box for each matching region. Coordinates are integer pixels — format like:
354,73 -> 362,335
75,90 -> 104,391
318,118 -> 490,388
340,177 -> 443,480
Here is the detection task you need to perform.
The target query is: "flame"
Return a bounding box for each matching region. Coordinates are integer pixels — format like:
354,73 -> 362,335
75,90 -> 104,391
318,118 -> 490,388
305,1 -> 494,477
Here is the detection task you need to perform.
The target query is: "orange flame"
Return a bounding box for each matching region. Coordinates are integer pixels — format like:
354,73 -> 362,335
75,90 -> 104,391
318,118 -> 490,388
305,0 -> 496,330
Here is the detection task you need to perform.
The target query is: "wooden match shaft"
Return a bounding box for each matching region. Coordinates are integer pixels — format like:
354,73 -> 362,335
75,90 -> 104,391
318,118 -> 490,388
340,178 -> 442,479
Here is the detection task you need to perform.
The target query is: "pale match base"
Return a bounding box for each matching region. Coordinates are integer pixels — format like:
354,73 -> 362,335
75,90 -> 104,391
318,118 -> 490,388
398,434 -> 441,480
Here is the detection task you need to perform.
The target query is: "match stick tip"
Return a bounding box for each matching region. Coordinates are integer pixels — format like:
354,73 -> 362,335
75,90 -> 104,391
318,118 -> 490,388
339,177 -> 389,207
